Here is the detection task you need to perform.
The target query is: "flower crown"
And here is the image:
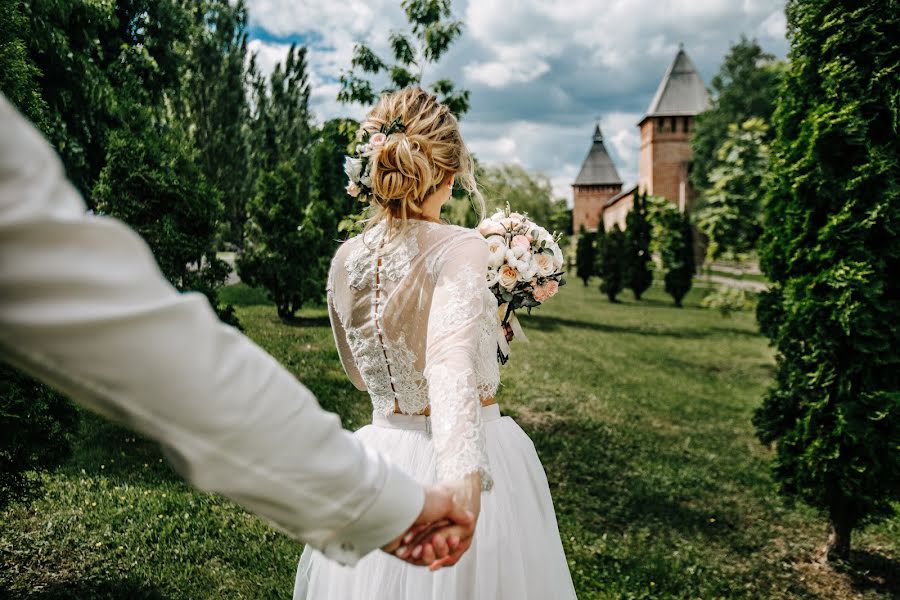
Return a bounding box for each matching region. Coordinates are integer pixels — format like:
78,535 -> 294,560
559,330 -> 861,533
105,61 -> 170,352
344,116 -> 406,203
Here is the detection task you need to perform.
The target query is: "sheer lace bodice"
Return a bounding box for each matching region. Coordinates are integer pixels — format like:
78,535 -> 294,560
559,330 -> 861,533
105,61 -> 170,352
327,220 -> 500,489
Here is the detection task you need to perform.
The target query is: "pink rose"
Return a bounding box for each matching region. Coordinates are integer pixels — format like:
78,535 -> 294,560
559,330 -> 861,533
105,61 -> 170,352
532,280 -> 559,303
370,132 -> 387,147
509,212 -> 525,221
478,219 -> 506,237
511,234 -> 531,250
346,181 -> 361,197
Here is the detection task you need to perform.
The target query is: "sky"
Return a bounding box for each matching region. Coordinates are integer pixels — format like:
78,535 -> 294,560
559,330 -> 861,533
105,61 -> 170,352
244,0 -> 789,205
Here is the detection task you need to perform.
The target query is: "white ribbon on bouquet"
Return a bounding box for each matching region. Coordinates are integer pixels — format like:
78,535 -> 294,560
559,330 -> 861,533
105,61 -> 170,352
496,303 -> 529,362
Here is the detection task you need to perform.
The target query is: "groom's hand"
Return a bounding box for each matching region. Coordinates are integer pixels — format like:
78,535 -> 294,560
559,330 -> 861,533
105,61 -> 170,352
393,474 -> 481,570
382,483 -> 475,569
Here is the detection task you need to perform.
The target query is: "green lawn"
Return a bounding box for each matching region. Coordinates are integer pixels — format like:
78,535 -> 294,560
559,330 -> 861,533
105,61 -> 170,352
703,269 -> 770,284
2,281 -> 897,599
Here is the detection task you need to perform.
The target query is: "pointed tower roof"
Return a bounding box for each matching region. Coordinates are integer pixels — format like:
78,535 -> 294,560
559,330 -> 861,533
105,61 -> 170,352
644,46 -> 710,118
573,124 -> 622,186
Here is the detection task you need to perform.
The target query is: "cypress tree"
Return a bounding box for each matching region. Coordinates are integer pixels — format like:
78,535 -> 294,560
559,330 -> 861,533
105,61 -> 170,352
598,224 -> 626,303
754,0 -> 899,561
574,225 -> 596,286
624,191 -> 653,300
660,211 -> 695,307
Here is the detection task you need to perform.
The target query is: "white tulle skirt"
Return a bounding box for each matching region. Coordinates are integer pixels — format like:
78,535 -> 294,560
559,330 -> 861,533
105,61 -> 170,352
293,404 -> 577,599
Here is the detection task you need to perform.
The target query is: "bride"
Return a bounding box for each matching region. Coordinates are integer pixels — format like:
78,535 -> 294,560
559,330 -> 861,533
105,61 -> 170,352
294,87 -> 576,599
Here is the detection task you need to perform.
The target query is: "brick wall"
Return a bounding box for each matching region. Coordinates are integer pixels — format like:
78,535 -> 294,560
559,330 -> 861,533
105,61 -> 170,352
572,183 -> 622,232
639,116 -> 698,210
602,191 -> 635,232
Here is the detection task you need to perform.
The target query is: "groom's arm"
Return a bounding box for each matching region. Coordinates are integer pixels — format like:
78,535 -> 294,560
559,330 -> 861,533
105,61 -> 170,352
0,95 -> 422,566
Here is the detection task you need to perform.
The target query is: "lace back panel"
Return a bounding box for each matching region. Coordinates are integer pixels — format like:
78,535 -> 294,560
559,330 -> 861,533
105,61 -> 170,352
326,221 -> 499,489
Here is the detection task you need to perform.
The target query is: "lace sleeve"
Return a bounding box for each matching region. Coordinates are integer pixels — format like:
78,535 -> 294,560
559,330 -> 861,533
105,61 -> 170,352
425,235 -> 493,491
327,261 -> 365,391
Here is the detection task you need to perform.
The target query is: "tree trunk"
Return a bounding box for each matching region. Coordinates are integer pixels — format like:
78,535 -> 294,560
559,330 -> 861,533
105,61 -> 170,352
822,513 -> 852,563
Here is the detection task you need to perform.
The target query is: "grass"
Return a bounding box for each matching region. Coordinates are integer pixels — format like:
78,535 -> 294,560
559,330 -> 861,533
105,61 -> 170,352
2,281 -> 897,599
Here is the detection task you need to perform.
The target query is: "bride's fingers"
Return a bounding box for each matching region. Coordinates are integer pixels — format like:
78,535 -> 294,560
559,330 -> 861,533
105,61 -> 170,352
432,533 -> 450,559
421,543 -> 436,564
399,521 -> 461,554
402,519 -> 450,546
429,536 -> 473,571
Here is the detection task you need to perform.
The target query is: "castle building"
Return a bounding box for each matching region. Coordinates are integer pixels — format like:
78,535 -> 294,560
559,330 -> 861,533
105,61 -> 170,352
572,46 -> 711,232
571,124 -> 623,232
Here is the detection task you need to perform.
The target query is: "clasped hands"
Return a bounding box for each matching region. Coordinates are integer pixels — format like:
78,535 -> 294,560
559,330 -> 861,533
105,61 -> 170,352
382,473 -> 481,571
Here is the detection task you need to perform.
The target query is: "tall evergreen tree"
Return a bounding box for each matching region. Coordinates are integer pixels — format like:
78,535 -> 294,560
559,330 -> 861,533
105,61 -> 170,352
575,226 -> 596,286
598,224 -> 626,302
239,46 -> 329,319
658,210 -> 695,307
754,0 -> 900,561
624,192 -> 653,300
180,0 -> 254,248
22,1 -> 190,197
92,113 -> 238,328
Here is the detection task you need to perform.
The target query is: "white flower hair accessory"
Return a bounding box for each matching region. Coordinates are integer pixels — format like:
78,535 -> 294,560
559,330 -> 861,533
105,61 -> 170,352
344,116 -> 406,203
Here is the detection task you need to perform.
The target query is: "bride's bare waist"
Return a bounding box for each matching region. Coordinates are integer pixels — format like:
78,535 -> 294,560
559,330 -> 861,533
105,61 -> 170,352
393,396 -> 496,416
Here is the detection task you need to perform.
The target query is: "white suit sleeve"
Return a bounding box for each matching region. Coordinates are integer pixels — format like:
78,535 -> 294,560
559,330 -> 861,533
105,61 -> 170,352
0,95 -> 423,566
425,235 -> 493,490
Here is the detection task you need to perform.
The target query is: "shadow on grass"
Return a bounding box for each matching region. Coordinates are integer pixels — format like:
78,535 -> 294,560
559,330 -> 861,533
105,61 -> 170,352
1,579 -> 169,599
280,315 -> 331,328
527,418 -> 753,547
56,410 -> 181,487
524,314 -> 714,339
844,550 -> 900,598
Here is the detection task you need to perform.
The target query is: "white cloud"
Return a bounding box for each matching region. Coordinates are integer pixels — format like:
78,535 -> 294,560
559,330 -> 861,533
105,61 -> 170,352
757,9 -> 787,41
245,0 -> 789,211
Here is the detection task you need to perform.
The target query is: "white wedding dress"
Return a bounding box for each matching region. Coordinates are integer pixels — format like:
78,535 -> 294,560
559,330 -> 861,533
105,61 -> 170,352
294,219 -> 576,599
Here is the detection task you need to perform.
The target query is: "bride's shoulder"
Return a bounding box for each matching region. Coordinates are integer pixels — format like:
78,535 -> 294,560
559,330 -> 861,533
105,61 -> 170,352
434,223 -> 486,248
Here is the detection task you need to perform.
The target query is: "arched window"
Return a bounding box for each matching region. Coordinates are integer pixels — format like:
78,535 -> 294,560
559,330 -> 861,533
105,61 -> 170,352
669,117 -> 676,132
683,117 -> 690,132
657,119 -> 664,133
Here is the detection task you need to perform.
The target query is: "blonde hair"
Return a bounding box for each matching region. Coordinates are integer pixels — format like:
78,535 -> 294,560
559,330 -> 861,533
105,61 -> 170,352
358,87 -> 484,238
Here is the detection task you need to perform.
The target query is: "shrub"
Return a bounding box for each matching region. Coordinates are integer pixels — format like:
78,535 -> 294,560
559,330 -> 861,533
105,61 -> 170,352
0,363 -> 79,508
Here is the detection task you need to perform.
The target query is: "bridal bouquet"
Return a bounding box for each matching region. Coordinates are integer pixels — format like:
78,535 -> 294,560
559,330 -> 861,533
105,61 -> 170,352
478,206 -> 566,364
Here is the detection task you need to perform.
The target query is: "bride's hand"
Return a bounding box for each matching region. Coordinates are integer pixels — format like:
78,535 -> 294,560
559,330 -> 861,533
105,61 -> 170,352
395,473 -> 481,570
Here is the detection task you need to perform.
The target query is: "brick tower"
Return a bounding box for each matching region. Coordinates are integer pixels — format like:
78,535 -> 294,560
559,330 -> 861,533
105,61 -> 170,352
638,46 -> 710,210
571,124 -> 623,232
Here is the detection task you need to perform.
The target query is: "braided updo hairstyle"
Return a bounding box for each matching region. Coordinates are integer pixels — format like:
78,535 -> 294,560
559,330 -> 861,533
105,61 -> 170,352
359,87 -> 484,234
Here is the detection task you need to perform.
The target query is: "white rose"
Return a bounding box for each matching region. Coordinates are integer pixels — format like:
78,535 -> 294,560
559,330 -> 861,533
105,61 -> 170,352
533,252 -> 556,277
485,268 -> 500,288
498,265 -> 519,290
551,244 -> 564,268
518,262 -> 537,282
486,235 -> 508,268
343,156 -> 362,181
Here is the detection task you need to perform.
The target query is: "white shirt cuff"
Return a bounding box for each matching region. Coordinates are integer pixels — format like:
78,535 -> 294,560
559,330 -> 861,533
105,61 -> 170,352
320,459 -> 424,566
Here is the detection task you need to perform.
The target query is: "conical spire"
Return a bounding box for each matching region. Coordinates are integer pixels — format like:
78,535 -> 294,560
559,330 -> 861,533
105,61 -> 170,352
645,47 -> 710,117
574,123 -> 622,186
